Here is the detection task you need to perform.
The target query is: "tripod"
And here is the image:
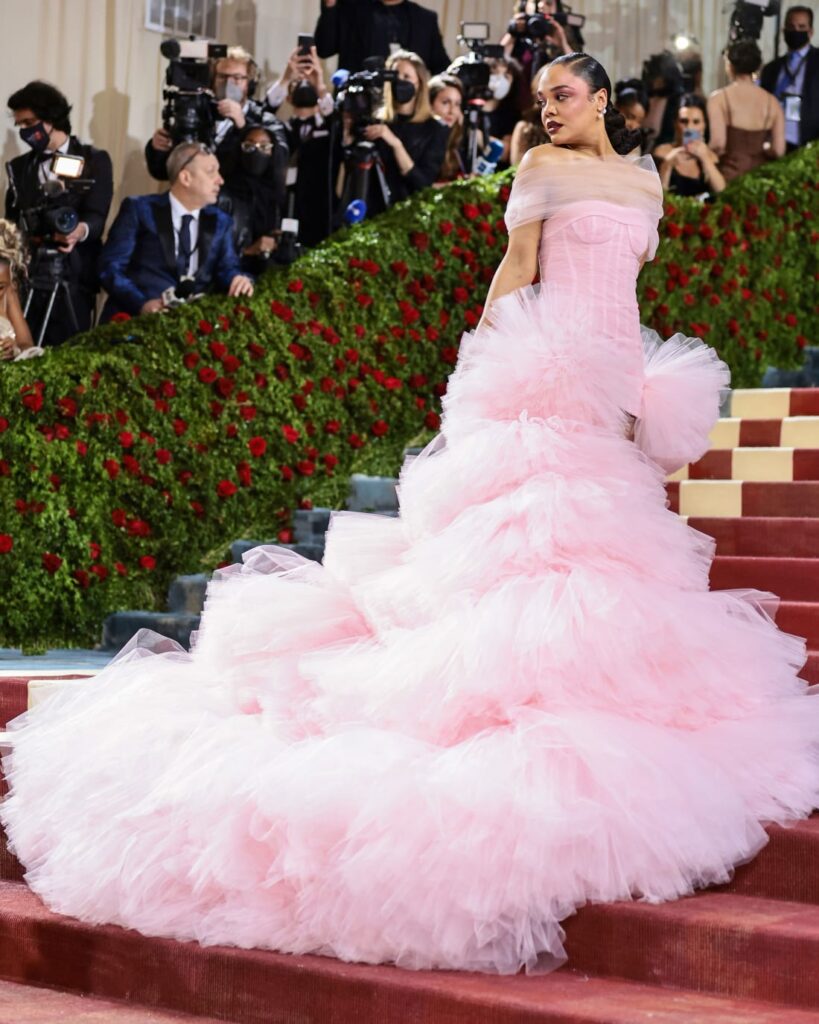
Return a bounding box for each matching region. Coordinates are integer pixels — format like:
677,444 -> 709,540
341,137 -> 392,222
462,100 -> 491,175
23,247 -> 81,347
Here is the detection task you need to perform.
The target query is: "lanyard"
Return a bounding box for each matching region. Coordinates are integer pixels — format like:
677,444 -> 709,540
782,52 -> 808,89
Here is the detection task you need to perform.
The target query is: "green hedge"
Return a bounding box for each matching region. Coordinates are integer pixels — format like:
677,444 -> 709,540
1,144 -> 816,649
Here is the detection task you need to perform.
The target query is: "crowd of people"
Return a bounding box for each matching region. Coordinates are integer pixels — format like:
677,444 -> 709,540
0,0 -> 816,356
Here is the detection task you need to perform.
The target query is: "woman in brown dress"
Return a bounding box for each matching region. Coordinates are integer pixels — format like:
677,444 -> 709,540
707,39 -> 785,183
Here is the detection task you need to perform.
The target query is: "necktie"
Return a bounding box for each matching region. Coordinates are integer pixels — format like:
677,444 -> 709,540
177,214 -> 193,278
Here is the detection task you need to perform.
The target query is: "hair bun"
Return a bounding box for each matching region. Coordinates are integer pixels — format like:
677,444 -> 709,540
604,105 -> 642,155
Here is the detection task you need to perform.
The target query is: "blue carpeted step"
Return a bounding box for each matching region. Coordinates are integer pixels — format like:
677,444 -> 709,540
347,473 -> 399,514
101,612 -> 200,652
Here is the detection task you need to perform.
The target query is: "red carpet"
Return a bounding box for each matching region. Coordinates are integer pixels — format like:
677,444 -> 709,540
0,387 -> 818,1021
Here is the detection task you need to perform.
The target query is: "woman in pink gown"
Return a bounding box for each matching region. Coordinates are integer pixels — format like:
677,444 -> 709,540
3,53 -> 818,975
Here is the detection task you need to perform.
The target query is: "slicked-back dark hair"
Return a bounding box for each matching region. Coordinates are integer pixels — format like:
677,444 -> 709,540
548,52 -> 642,155
785,5 -> 814,27
7,81 -> 72,134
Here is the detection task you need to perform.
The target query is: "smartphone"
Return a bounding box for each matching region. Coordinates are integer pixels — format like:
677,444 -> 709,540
682,128 -> 702,145
298,34 -> 314,57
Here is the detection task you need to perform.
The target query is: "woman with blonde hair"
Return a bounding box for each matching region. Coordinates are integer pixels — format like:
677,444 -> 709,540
0,220 -> 34,361
353,49 -> 449,213
429,72 -> 467,181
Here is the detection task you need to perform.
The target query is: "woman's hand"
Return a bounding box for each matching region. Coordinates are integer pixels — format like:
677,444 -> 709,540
546,17 -> 572,55
243,235 -> 278,257
0,335 -> 20,361
685,138 -> 716,164
362,123 -> 398,147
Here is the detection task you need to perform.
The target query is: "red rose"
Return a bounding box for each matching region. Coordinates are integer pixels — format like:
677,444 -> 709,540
57,396 -> 77,417
198,367 -> 218,384
440,346 -> 459,364
217,479 -> 238,498
73,569 -> 90,589
410,231 -> 429,251
110,312 -> 131,323
138,555 -> 157,571
90,564 -> 109,581
287,278 -> 304,292
115,561 -> 128,576
248,436 -> 267,457
209,341 -> 227,360
282,425 -> 300,443
111,508 -> 127,528
270,300 -> 294,322
288,342 -> 310,360
424,410 -> 441,430
324,420 -> 341,434
0,460 -> 9,476
42,552 -> 62,574
348,433 -> 365,449
785,313 -> 798,327
0,535 -> 12,554
323,453 -> 339,469
75,440 -> 88,456
22,392 -> 43,412
190,501 -> 205,518
247,342 -> 266,360
371,419 -> 389,437
0,417 -> 8,432
390,261 -> 409,278
278,528 -> 294,543
222,355 -> 241,374
237,461 -> 252,487
462,202 -> 479,220
666,222 -> 682,238
280,465 -> 294,481
198,320 -> 214,334
240,406 -> 257,421
296,459 -> 315,476
173,418 -> 188,436
356,293 -> 374,308
127,519 -> 151,537
155,448 -> 172,465
215,377 -> 234,398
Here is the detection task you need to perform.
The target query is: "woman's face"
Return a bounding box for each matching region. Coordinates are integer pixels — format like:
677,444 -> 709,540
537,64 -> 605,145
488,59 -> 514,102
538,0 -> 558,14
621,100 -> 646,132
432,86 -> 462,126
676,105 -> 705,142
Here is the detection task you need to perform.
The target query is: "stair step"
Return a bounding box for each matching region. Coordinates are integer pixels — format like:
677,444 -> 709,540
101,612 -> 200,653
0,881 -> 815,1024
292,507 -> 332,544
776,602 -> 819,647
230,539 -> 324,565
710,417 -> 819,450
166,574 -> 208,615
710,556 -> 819,601
563,891 -> 819,1008
346,473 -> 399,513
730,388 -> 819,420
668,481 -> 819,517
688,517 -> 819,557
672,448 -> 819,482
0,976 -> 230,1022
724,818 -> 819,903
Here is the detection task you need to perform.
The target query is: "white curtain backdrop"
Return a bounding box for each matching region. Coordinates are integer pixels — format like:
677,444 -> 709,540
0,0 -> 781,216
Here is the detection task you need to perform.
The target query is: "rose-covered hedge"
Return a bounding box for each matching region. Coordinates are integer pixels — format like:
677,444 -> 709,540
0,143 -> 816,649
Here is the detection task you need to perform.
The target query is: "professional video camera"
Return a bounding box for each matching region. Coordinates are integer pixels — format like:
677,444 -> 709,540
4,153 -> 94,344
160,38 -> 227,145
506,5 -> 587,49
335,56 -> 412,139
449,22 -> 505,100
728,0 -> 780,42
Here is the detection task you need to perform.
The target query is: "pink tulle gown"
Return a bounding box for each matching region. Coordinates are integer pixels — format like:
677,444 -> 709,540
3,152 -> 819,975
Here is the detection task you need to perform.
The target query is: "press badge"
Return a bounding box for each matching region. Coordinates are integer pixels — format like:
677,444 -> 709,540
785,94 -> 802,122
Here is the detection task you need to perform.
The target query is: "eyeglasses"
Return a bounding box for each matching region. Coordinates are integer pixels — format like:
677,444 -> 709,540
240,141 -> 274,154
215,73 -> 249,83
176,143 -> 214,174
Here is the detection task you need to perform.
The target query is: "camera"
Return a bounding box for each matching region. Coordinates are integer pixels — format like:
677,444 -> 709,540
507,7 -> 586,48
160,38 -> 227,145
642,50 -> 685,99
336,57 -> 408,138
728,0 -> 779,42
449,23 -> 505,101
10,154 -> 91,245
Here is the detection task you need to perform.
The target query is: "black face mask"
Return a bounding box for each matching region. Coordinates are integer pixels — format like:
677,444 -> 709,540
241,150 -> 271,177
784,29 -> 810,50
393,78 -> 416,105
291,81 -> 319,108
19,121 -> 51,152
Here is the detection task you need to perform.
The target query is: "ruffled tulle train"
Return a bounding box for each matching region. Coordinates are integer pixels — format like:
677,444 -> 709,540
3,282 -> 818,975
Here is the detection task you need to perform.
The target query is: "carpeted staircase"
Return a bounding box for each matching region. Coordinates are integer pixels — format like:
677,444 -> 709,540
1,389 -> 819,1022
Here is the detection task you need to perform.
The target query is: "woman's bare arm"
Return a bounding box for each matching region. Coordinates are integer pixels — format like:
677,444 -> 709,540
477,218 -> 542,330
769,96 -> 786,158
706,93 -> 727,155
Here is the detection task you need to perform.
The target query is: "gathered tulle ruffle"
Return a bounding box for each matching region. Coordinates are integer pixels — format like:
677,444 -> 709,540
2,265 -> 818,977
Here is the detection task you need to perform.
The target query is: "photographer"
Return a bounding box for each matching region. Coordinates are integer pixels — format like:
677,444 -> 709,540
344,50 -> 449,216
267,46 -> 339,248
99,142 -> 252,322
315,0 -> 450,75
6,81 -> 113,345
0,220 -> 35,361
146,45 -> 289,219
501,1 -> 575,81
482,57 -> 525,168
642,52 -> 686,150
655,95 -> 726,200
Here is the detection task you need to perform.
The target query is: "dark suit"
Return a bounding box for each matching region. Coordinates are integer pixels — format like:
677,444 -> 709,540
4,136 -> 113,344
315,0 -> 450,75
98,193 -> 243,321
760,45 -> 819,147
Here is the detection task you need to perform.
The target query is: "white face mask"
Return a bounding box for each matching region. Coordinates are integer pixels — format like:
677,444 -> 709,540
489,73 -> 511,101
